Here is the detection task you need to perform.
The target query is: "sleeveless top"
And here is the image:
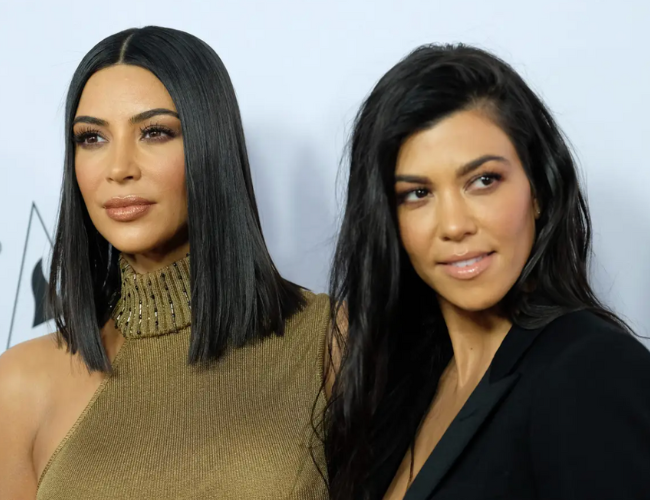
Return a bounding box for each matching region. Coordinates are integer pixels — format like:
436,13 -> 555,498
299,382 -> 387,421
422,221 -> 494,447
37,255 -> 329,500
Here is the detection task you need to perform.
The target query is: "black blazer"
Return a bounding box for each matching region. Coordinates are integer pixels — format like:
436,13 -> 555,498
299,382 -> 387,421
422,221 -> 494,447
396,311 -> 650,500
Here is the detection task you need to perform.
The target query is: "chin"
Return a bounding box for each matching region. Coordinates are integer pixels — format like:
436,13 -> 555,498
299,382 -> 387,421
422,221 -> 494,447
94,218 -> 172,252
455,301 -> 498,313
109,242 -> 158,256
439,290 -> 503,313
104,229 -> 188,259
101,233 -> 163,256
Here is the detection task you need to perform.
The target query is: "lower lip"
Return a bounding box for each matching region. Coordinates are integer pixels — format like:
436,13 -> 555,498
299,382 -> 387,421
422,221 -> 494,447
105,204 -> 153,222
441,252 -> 495,280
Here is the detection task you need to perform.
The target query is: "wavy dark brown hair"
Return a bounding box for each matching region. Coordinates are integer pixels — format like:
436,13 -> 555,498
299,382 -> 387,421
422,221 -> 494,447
324,43 -> 631,499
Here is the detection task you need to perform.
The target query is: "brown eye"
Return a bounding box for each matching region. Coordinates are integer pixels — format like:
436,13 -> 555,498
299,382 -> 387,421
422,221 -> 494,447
141,125 -> 175,141
145,129 -> 163,139
469,173 -> 503,191
479,176 -> 495,186
400,187 -> 431,204
73,130 -> 107,147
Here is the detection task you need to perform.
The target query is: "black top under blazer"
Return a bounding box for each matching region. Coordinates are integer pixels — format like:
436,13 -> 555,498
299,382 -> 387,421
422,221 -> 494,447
388,310 -> 650,500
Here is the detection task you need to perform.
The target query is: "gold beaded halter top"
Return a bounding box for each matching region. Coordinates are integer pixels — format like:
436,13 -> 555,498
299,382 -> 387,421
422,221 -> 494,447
37,255 -> 329,500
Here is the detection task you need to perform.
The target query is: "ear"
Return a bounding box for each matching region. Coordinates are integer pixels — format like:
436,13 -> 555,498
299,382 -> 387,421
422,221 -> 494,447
533,198 -> 541,219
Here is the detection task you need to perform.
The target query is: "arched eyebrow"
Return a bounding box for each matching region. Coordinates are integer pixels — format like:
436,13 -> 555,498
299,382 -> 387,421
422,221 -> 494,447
455,154 -> 509,178
129,108 -> 179,124
72,116 -> 108,127
72,108 -> 179,127
395,154 -> 509,184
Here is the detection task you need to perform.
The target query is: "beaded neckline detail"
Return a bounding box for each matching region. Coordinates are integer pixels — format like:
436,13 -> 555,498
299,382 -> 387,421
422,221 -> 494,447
112,255 -> 192,339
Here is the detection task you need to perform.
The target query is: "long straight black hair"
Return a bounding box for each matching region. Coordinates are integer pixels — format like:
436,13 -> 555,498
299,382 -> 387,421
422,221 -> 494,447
49,26 -> 305,372
324,44 -> 631,499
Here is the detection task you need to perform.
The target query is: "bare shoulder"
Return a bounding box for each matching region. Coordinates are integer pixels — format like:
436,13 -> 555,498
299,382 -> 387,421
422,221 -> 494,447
4,331 -> 77,371
0,334 -> 66,498
0,332 -> 96,418
1,334 -> 60,386
0,334 -> 67,420
0,333 -> 86,434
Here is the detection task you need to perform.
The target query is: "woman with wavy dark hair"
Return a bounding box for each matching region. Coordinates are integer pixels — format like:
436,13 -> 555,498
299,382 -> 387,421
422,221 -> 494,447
0,26 -> 329,499
324,44 -> 650,500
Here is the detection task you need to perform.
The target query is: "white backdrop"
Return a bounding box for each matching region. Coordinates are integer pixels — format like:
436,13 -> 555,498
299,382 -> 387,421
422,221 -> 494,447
1,0 -> 649,352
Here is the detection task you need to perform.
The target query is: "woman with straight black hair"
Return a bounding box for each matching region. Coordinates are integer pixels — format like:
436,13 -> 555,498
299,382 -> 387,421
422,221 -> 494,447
324,44 -> 650,500
0,26 -> 329,499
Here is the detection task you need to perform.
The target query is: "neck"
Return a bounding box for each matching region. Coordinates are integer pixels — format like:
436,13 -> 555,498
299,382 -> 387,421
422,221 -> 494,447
122,240 -> 190,274
438,298 -> 512,388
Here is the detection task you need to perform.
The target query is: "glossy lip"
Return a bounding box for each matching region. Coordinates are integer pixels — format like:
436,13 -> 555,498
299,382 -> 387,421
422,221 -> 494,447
104,196 -> 154,222
439,251 -> 495,280
438,250 -> 492,265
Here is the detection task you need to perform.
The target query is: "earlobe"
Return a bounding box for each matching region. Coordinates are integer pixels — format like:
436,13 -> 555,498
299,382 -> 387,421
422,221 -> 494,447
533,199 -> 541,219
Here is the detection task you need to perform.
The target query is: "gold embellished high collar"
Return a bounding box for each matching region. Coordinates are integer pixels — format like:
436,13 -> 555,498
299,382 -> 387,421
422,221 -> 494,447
112,255 -> 192,339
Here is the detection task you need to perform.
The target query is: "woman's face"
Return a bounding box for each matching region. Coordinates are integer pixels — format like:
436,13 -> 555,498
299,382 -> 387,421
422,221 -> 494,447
73,64 -> 188,261
395,108 -> 538,313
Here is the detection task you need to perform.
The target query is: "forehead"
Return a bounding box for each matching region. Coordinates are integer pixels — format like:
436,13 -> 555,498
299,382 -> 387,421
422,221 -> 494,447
76,64 -> 177,118
396,109 -> 519,175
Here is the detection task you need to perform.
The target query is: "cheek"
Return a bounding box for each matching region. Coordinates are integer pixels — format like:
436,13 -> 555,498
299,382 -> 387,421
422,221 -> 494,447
75,155 -> 103,207
161,158 -> 186,196
484,189 -> 535,262
398,207 -> 435,266
151,148 -> 187,208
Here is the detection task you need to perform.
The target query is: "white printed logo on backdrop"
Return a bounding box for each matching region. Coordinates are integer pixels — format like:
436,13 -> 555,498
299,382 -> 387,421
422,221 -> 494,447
4,203 -> 55,351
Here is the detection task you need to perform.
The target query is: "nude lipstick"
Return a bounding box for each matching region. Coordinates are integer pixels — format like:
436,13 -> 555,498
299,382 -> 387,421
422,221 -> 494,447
439,251 -> 495,280
104,196 -> 154,222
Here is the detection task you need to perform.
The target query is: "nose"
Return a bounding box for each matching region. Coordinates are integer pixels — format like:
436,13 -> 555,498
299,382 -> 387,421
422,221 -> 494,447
106,137 -> 142,182
436,191 -> 477,242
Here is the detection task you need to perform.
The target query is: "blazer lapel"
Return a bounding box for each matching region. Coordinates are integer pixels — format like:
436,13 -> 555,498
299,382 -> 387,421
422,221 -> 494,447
403,322 -> 547,500
403,370 -> 520,500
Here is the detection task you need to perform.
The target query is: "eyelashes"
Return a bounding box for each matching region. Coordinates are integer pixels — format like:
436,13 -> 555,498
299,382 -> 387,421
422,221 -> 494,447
396,171 -> 504,205
470,172 -> 503,189
72,123 -> 178,147
139,123 -> 177,140
72,127 -> 103,145
396,188 -> 430,204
